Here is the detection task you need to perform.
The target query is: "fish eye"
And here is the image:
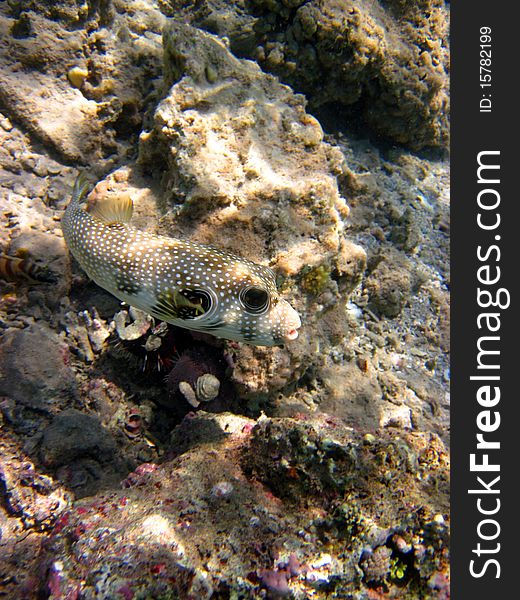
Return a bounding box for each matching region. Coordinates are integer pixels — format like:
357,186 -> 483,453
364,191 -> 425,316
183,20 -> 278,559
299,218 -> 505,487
240,286 -> 269,313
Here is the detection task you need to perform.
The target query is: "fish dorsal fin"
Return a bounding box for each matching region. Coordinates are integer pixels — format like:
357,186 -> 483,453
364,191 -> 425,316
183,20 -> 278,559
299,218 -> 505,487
87,193 -> 134,224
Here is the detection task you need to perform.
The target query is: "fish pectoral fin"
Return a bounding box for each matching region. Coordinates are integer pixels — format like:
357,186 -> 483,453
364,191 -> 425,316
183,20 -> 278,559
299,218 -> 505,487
88,193 -> 134,224
153,289 -> 208,321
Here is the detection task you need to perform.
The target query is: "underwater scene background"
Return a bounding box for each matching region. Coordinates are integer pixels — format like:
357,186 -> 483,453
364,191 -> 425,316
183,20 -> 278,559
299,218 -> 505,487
0,1 -> 449,598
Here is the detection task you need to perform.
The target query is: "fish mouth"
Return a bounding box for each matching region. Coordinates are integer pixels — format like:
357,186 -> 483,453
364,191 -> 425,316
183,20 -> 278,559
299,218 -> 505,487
284,328 -> 299,341
283,305 -> 301,342
271,300 -> 301,344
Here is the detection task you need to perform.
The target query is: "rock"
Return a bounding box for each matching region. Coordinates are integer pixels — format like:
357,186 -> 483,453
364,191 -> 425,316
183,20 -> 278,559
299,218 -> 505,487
38,409 -> 118,468
169,411 -> 253,455
364,249 -> 420,318
242,414 -> 450,516
146,22 -> 351,226
0,430 -> 70,598
0,0 -> 166,168
379,401 -> 413,430
165,0 -> 450,150
319,362 -> 383,430
0,431 -> 70,529
0,128 -> 71,304
0,322 -> 77,411
36,409 -> 131,497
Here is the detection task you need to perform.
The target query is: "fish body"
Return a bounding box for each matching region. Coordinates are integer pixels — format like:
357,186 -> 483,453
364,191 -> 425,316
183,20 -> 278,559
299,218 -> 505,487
62,176 -> 301,346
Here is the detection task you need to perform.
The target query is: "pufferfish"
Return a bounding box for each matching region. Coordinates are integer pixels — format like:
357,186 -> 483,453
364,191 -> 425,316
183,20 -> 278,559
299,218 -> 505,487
61,175 -> 301,346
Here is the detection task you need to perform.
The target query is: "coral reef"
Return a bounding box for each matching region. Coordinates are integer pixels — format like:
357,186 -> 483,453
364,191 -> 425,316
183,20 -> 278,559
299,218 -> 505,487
33,412 -> 449,599
0,2 -> 449,598
299,264 -> 332,296
163,0 -> 450,150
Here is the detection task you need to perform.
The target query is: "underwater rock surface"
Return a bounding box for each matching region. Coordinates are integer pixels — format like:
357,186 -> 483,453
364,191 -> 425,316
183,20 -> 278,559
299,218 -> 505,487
163,0 -> 450,150
36,412 -> 449,599
0,1 -> 449,598
0,0 -> 166,169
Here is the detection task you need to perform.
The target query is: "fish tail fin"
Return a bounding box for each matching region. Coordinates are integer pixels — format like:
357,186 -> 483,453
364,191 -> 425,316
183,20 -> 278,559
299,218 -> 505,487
71,172 -> 90,206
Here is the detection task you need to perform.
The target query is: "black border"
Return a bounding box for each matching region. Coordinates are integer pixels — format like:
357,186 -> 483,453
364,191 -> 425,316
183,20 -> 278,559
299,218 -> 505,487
452,1 -> 516,596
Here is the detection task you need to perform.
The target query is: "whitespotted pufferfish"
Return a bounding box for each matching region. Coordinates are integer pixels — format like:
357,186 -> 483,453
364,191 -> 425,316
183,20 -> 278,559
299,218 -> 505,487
62,175 -> 301,346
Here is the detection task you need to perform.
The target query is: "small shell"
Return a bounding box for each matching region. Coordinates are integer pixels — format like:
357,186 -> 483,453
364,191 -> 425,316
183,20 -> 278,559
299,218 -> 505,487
124,412 -> 142,438
210,481 -> 234,498
179,381 -> 199,408
195,374 -> 220,402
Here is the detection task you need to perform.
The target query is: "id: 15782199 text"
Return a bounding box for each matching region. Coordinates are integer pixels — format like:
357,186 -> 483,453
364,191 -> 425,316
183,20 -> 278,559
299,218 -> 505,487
480,26 -> 492,113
